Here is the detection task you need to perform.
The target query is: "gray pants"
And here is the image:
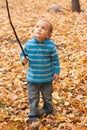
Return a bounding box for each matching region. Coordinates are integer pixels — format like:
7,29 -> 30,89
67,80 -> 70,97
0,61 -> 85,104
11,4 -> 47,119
27,82 -> 53,117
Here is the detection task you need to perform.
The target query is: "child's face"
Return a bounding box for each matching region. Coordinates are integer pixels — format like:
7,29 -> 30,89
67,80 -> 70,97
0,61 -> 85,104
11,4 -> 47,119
34,20 -> 51,42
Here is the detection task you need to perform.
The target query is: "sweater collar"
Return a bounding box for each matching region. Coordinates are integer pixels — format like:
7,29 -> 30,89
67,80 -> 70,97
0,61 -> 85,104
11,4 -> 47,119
33,36 -> 50,44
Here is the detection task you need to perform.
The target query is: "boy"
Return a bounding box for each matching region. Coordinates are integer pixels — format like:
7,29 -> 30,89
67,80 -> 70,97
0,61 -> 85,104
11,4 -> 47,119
20,19 -> 60,122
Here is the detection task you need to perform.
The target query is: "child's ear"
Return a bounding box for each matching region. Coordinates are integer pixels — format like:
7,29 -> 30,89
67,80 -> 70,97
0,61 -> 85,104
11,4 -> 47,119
46,36 -> 49,39
46,32 -> 51,38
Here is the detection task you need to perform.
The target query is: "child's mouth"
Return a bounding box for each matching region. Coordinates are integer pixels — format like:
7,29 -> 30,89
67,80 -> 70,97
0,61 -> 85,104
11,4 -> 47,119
36,32 -> 41,36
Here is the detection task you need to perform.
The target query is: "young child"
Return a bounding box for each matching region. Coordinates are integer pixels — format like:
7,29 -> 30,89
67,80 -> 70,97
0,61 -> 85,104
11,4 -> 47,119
20,19 -> 60,122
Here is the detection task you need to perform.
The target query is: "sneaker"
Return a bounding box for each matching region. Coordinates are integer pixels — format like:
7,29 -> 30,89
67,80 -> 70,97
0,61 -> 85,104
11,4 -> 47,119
27,115 -> 41,122
28,117 -> 37,122
41,108 -> 54,114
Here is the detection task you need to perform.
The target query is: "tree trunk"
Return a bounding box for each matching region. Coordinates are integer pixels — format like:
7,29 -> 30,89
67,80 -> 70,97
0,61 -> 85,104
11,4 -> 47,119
72,0 -> 81,12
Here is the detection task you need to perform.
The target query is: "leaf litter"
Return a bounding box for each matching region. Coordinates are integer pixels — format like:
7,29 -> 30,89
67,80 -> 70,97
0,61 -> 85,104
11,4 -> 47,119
0,0 -> 87,129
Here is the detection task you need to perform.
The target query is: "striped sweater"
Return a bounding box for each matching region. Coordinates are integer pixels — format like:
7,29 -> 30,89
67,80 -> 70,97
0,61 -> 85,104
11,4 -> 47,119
20,37 -> 60,83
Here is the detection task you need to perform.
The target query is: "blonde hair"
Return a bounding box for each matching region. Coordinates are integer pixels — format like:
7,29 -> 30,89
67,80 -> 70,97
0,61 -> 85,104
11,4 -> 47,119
37,19 -> 53,33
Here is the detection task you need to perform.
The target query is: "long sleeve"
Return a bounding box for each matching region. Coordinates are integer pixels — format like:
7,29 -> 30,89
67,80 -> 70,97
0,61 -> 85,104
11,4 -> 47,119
51,45 -> 60,74
20,42 -> 28,62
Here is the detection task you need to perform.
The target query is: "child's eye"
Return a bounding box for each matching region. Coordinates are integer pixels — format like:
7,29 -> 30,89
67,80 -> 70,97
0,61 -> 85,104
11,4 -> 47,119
36,25 -> 39,28
42,27 -> 46,30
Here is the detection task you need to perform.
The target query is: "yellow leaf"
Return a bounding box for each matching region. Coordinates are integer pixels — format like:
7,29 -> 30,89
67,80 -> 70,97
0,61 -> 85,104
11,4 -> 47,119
52,99 -> 58,105
40,127 -> 49,130
68,114 -> 75,118
57,116 -> 67,121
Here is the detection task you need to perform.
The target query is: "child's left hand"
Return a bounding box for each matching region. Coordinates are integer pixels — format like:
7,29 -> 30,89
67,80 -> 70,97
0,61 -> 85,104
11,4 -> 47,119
53,74 -> 59,83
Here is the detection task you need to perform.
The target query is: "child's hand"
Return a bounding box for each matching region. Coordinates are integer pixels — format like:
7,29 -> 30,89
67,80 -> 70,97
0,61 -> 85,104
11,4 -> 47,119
53,74 -> 59,83
22,57 -> 28,65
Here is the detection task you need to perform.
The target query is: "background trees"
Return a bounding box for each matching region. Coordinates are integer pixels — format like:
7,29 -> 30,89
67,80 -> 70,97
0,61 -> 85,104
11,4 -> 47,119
72,0 -> 81,12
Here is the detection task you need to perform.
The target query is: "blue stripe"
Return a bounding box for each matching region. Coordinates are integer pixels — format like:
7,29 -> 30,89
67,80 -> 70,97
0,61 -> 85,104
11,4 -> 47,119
27,77 -> 53,83
29,64 -> 53,70
29,72 -> 53,77
27,74 -> 53,82
29,58 -> 51,62
28,55 -> 51,59
26,45 -> 53,50
27,50 -> 51,54
30,60 -> 52,65
29,68 -> 53,74
29,67 -> 53,72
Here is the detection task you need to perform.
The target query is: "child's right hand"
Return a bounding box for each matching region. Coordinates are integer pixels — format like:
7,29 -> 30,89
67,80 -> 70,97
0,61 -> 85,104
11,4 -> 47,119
22,57 -> 28,65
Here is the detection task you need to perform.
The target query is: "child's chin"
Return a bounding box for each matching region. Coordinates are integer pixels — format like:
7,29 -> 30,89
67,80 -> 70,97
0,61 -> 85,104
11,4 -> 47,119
36,35 -> 41,39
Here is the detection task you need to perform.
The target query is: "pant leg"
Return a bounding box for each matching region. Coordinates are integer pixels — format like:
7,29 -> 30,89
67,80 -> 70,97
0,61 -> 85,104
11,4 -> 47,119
27,82 -> 41,117
41,82 -> 54,114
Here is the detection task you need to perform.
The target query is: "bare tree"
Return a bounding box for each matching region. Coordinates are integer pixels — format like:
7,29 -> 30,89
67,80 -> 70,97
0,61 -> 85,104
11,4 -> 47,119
72,0 -> 81,12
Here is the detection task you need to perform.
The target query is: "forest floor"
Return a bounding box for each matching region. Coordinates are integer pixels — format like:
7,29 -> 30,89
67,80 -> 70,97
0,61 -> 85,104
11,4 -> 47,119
0,0 -> 87,130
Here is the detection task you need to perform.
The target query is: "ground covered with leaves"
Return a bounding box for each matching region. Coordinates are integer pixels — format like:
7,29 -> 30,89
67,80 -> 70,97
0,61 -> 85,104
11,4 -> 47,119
0,0 -> 87,130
